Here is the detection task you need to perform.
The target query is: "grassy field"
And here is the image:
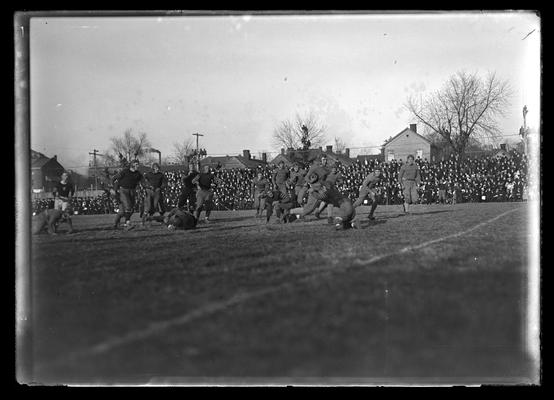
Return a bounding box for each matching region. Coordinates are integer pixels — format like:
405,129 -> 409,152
24,202 -> 538,385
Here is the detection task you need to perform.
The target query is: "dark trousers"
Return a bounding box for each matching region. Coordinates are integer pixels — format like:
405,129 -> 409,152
178,187 -> 196,210
114,187 -> 136,225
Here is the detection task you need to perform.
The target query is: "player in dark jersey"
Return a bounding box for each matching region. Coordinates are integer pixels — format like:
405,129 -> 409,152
178,166 -> 199,212
112,159 -> 143,230
251,170 -> 271,217
352,165 -> 384,220
141,163 -> 166,226
192,165 -> 219,223
52,172 -> 75,233
163,207 -> 197,231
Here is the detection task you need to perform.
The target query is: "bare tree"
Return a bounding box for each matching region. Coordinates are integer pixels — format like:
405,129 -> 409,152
334,137 -> 347,154
406,71 -> 511,157
107,129 -> 152,163
272,111 -> 326,151
171,138 -> 195,165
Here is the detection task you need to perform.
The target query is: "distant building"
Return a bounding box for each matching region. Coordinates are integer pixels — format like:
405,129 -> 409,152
31,151 -> 65,191
200,150 -> 269,170
269,146 -> 354,167
381,124 -> 440,162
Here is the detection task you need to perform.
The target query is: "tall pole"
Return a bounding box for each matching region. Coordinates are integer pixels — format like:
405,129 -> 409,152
192,132 -> 204,170
89,149 -> 103,191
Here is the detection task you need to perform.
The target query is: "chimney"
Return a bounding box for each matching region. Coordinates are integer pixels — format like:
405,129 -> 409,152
53,155 -> 57,160
243,149 -> 251,160
410,124 -> 417,133
326,145 -> 333,153
281,148 -> 285,155
318,146 -> 322,151
345,148 -> 350,158
262,153 -> 267,163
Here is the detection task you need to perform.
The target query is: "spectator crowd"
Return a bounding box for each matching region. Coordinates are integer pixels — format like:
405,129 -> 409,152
32,151 -> 530,216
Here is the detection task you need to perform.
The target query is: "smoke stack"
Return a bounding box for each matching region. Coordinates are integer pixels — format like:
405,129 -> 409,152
345,148 -> 350,158
281,148 -> 285,155
262,153 -> 267,163
326,145 -> 333,153
243,149 -> 251,160
410,124 -> 417,133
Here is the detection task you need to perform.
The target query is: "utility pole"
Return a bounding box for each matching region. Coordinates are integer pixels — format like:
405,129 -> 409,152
88,149 -> 103,191
192,132 -> 204,170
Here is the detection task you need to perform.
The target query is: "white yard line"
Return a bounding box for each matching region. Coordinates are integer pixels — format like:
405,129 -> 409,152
38,206 -> 522,369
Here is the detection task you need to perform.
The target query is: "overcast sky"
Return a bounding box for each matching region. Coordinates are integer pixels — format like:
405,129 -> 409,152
28,11 -> 540,174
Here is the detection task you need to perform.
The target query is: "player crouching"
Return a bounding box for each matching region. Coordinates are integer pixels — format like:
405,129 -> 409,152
32,209 -> 71,235
264,189 -> 295,224
163,207 -> 198,231
293,174 -> 358,230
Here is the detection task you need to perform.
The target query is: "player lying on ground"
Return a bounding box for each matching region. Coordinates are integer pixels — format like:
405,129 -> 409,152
264,189 -> 296,224
292,174 -> 357,230
32,209 -> 71,235
163,207 -> 198,231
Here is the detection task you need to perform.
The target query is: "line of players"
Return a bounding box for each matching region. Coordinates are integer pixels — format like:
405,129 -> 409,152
33,153 -> 422,234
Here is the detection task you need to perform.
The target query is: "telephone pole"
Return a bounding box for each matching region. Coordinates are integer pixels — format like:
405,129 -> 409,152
88,149 -> 103,191
192,132 -> 204,170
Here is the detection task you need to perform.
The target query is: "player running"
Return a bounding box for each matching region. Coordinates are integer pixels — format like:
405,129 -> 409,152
352,165 -> 384,220
112,159 -> 143,230
141,163 -> 166,226
177,166 -> 199,212
192,164 -> 219,223
52,171 -> 75,233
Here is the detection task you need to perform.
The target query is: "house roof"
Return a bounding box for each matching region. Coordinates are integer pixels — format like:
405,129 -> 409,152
31,156 -> 52,169
384,127 -> 433,147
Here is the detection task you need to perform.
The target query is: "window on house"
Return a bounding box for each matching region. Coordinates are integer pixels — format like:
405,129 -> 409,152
416,149 -> 423,159
387,150 -> 395,161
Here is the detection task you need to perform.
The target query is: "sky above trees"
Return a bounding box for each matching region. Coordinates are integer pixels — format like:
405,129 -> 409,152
28,11 -> 540,174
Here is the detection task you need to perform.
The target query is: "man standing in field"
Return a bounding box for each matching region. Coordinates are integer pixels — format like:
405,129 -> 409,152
272,160 -> 290,196
251,170 -> 271,217
112,159 -> 143,230
352,165 -> 383,220
52,171 -> 75,233
398,154 -> 421,214
142,163 -> 166,226
192,164 -> 218,223
178,165 -> 199,212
